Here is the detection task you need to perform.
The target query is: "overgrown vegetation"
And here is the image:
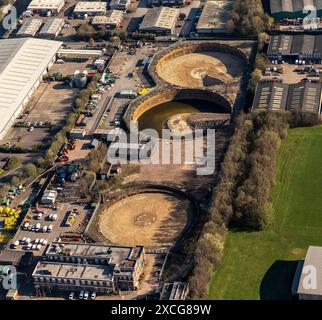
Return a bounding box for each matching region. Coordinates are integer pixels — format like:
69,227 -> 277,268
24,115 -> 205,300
225,0 -> 271,36
209,125 -> 322,299
248,53 -> 269,93
76,24 -> 156,42
188,110 -> 320,298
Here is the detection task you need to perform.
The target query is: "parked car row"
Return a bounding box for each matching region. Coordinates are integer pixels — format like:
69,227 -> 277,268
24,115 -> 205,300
69,291 -> 96,300
22,221 -> 53,233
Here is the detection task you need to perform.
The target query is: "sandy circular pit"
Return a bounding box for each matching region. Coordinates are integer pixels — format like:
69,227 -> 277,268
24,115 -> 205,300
99,193 -> 191,247
157,52 -> 244,88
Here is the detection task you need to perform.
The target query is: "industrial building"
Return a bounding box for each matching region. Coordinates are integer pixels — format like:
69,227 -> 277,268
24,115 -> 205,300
139,7 -> 179,35
196,0 -> 233,34
73,1 -> 108,17
147,0 -> 185,7
253,80 -> 322,114
109,0 -> 131,11
27,0 -> 65,15
292,246 -> 322,299
17,18 -> 43,37
92,10 -> 124,29
270,0 -> 322,20
32,242 -> 145,295
0,38 -> 63,139
41,190 -> 58,205
39,18 -> 64,37
267,34 -> 322,62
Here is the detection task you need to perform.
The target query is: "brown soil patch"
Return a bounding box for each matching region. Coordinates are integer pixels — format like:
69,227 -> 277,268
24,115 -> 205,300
157,52 -> 244,88
99,193 -> 190,247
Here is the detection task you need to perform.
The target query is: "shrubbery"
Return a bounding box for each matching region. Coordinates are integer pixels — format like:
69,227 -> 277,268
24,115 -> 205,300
225,0 -> 271,36
76,24 -> 156,42
189,111 -> 291,298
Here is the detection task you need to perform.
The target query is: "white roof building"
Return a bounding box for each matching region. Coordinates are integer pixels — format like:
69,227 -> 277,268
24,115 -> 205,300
92,10 -> 124,27
74,1 -> 107,16
27,0 -> 65,13
0,38 -> 63,139
39,18 -> 65,37
17,18 -> 43,37
41,190 -> 58,204
139,7 -> 179,34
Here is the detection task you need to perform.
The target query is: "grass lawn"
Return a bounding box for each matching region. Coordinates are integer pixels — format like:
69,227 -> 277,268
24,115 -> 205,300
208,125 -> 322,300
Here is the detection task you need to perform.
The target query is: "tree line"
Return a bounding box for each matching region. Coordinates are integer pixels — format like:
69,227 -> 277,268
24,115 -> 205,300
188,110 -> 321,298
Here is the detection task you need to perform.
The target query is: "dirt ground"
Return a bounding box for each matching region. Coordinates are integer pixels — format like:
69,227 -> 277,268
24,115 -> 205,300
157,51 -> 245,88
99,193 -> 190,248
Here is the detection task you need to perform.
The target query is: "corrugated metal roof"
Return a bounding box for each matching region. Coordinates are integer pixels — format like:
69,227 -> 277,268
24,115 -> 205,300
287,82 -> 322,113
17,18 -> 43,37
253,80 -> 321,114
39,18 -> 64,36
271,0 -> 322,14
140,7 -> 178,31
253,81 -> 288,111
0,38 -> 62,138
268,34 -> 322,56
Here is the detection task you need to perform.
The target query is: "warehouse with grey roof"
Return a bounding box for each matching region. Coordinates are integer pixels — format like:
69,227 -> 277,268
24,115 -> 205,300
267,34 -> 322,62
253,80 -> 322,114
270,0 -> 322,19
0,38 -> 63,139
139,7 -> 179,35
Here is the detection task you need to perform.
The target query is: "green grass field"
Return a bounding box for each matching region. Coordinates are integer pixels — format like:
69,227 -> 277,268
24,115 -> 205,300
208,125 -> 322,300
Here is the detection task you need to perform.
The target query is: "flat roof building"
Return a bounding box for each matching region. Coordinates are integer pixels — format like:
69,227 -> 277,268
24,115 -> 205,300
92,10 -> 124,29
73,1 -> 107,17
32,242 -> 145,295
39,18 -> 64,37
292,246 -> 322,299
17,18 -> 43,37
196,0 -> 234,34
41,190 -> 58,205
267,34 -> 322,62
109,0 -> 131,11
27,0 -> 65,14
0,38 -> 62,139
139,7 -> 179,35
253,80 -> 322,114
